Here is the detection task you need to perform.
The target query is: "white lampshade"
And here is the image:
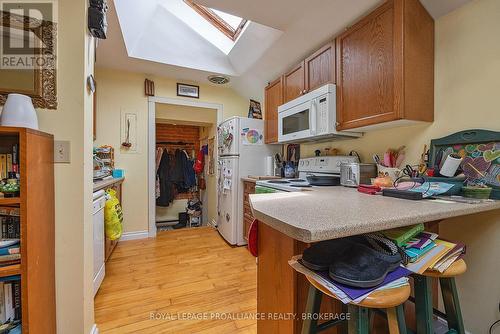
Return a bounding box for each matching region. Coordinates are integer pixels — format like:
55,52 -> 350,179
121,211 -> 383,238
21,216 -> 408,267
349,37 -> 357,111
1,94 -> 39,130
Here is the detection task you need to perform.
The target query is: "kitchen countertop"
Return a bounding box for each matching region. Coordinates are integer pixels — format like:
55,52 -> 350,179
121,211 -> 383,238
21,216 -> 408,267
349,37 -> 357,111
249,187 -> 500,243
93,177 -> 124,192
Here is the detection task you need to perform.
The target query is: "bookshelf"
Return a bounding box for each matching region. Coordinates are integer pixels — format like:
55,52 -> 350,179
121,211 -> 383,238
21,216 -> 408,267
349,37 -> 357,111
0,127 -> 55,333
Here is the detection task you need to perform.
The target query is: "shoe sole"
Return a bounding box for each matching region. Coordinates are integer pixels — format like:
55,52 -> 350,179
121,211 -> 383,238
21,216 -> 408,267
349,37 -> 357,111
328,267 -> 389,288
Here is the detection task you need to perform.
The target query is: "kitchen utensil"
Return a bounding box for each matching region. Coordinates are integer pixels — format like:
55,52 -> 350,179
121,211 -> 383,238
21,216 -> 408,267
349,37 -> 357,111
122,119 -> 132,148
340,163 -> 378,187
372,154 -> 381,165
384,152 -> 392,167
402,165 -> 419,178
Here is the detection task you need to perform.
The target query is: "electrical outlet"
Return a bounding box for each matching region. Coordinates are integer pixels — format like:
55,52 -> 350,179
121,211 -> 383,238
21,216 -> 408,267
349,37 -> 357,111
54,140 -> 70,163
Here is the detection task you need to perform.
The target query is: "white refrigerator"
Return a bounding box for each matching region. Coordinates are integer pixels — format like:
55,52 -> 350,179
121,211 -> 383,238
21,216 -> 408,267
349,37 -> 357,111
217,116 -> 280,245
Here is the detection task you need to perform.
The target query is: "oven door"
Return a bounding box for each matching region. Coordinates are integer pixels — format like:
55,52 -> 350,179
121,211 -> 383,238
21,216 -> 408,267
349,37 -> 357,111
278,100 -> 317,143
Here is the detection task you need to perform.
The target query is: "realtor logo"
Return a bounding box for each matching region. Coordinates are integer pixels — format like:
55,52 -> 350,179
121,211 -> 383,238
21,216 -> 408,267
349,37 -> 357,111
0,1 -> 57,69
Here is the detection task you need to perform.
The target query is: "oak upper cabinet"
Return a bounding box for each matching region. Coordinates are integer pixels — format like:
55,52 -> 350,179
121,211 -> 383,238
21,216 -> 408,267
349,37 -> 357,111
305,41 -> 336,93
283,61 -> 305,103
283,41 -> 336,103
264,77 -> 283,144
336,0 -> 434,131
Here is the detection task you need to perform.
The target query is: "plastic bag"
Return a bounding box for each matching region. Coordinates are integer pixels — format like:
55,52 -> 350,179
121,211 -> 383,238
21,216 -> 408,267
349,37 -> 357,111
104,188 -> 123,240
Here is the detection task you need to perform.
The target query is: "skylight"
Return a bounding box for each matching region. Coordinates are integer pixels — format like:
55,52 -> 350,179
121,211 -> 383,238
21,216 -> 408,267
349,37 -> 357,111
184,1 -> 247,42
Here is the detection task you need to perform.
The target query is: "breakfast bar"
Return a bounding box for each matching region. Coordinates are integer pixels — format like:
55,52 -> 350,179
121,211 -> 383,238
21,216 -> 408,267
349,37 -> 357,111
250,188 -> 500,333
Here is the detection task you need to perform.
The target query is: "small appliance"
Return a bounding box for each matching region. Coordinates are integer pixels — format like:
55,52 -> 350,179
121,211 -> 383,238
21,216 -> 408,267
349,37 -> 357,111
340,163 -> 378,187
278,84 -> 362,143
217,117 -> 281,246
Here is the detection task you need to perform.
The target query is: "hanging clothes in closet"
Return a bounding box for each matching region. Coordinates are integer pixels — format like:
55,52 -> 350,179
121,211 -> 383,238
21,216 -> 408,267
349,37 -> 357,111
156,148 -> 197,207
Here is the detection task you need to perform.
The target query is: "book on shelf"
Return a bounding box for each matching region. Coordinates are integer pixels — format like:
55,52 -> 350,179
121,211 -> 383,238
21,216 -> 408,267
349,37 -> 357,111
0,155 -> 6,180
1,218 -> 19,240
0,245 -> 19,256
0,277 -> 21,325
0,254 -> 20,264
0,207 -> 19,217
382,223 -> 425,247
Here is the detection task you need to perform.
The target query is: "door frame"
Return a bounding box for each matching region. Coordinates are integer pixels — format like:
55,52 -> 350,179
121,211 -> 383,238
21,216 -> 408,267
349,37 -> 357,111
147,96 -> 223,238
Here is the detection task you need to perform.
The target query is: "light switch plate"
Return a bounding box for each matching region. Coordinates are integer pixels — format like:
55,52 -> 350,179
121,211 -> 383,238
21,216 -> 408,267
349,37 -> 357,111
54,140 -> 70,163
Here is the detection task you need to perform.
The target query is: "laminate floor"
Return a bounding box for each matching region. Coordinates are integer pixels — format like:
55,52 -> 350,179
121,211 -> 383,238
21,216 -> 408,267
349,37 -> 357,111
94,227 -> 257,333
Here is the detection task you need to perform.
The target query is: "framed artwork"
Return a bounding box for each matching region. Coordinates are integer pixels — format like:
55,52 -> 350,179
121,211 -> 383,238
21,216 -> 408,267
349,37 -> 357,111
248,99 -> 262,119
177,83 -> 199,98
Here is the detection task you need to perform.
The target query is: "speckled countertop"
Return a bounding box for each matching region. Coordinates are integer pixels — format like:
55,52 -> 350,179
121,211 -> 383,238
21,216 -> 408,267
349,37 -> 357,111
249,187 -> 500,243
93,177 -> 124,192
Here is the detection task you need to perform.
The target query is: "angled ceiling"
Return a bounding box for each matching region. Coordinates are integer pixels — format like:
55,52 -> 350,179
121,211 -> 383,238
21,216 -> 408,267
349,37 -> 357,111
97,0 -> 471,103
110,0 -> 281,76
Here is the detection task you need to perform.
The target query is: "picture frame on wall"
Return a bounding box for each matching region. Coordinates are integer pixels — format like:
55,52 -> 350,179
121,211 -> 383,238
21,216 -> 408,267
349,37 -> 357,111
177,83 -> 200,98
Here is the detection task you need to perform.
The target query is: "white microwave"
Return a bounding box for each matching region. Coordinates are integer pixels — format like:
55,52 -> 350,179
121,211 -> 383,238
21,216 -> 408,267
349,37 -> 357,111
277,84 -> 361,143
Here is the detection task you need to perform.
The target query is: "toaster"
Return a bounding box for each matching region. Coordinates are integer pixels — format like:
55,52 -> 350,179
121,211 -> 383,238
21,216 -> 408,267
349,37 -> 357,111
340,163 -> 377,187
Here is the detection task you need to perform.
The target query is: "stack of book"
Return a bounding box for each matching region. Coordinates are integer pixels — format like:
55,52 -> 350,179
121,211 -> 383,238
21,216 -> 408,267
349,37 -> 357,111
0,276 -> 21,332
382,224 -> 466,274
0,207 -> 20,267
0,240 -> 19,268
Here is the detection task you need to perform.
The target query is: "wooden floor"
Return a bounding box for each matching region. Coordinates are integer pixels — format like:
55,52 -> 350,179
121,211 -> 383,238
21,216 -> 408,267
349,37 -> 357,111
95,227 -> 257,333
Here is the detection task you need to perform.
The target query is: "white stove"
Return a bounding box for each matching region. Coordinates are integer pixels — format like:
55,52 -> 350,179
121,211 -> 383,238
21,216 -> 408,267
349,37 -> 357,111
256,178 -> 312,192
256,156 -> 359,192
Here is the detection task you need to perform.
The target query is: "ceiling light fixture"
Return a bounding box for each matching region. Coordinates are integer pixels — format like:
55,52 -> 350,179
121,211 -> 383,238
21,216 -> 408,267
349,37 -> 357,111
208,75 -> 230,85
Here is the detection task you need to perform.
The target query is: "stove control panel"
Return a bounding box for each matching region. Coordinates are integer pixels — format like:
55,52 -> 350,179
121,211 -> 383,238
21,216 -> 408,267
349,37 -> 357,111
298,156 -> 359,173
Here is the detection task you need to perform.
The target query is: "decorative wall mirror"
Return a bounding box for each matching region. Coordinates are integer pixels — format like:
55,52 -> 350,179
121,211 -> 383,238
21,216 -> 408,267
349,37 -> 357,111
0,10 -> 57,109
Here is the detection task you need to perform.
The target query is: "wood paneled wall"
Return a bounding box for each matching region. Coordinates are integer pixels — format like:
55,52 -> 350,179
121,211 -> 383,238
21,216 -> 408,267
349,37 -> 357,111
156,123 -> 200,200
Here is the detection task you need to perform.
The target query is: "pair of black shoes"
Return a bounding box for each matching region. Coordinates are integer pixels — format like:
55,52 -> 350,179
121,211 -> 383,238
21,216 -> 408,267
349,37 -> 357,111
301,235 -> 403,288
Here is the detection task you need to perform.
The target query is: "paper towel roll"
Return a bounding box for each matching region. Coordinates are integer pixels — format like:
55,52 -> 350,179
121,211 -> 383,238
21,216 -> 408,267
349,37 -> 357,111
440,154 -> 463,177
265,156 -> 274,176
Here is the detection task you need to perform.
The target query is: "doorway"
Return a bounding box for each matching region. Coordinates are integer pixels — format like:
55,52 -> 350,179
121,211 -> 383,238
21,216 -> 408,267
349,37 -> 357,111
148,97 -> 223,237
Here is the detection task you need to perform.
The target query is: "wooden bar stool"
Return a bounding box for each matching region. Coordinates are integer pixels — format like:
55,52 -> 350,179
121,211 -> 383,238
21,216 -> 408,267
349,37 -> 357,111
413,259 -> 467,334
302,275 -> 410,334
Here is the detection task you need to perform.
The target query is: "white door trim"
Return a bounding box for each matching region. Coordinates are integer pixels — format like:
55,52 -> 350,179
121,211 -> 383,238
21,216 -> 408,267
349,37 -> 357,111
147,96 -> 223,238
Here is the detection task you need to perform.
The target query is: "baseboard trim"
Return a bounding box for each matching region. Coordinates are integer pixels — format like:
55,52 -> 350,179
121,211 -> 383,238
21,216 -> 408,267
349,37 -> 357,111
120,230 -> 149,241
90,324 -> 99,334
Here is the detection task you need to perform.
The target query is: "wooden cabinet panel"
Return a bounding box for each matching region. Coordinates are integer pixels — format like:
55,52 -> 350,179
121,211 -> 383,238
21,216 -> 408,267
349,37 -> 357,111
264,77 -> 283,144
283,61 -> 305,103
305,41 -> 335,92
242,181 -> 256,241
336,1 -> 399,130
336,0 -> 434,130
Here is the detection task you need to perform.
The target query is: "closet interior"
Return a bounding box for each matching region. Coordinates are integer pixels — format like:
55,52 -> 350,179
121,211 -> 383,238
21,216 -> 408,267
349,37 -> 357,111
155,123 -> 206,230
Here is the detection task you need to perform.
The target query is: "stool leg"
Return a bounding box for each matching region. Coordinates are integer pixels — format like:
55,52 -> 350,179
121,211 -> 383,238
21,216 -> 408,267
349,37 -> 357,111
440,278 -> 465,334
414,275 -> 434,334
387,305 -> 407,334
347,305 -> 369,334
301,285 -> 323,334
